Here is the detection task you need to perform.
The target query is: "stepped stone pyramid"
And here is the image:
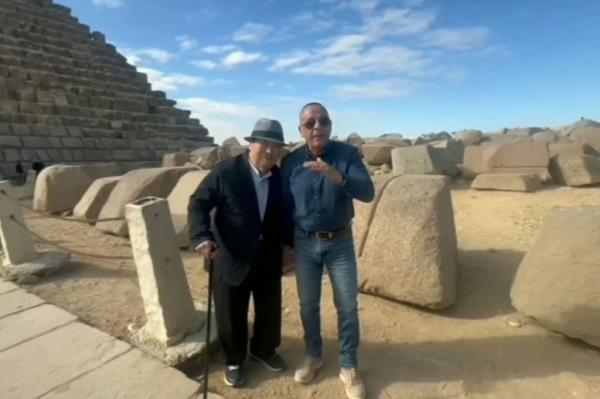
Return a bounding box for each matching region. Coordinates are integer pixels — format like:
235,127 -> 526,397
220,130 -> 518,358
0,0 -> 212,178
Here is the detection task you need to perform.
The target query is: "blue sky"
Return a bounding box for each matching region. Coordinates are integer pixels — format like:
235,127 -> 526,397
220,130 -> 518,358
60,0 -> 600,144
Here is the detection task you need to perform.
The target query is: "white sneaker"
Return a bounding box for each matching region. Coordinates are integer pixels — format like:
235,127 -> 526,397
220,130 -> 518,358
294,356 -> 324,384
339,368 -> 366,399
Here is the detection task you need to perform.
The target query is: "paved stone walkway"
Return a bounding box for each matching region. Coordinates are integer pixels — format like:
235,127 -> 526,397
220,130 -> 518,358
0,280 -> 213,399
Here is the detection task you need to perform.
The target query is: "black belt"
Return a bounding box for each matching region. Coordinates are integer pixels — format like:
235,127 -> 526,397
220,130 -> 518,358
299,226 -> 352,241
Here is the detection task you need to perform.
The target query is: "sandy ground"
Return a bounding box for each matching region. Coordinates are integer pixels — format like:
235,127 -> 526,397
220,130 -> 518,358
9,180 -> 600,399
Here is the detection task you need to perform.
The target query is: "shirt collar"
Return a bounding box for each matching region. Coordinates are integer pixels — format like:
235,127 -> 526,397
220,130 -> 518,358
304,141 -> 332,160
248,157 -> 272,181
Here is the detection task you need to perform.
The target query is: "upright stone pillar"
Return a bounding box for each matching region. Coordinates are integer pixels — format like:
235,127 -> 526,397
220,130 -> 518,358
126,197 -> 214,366
0,181 -> 38,266
0,181 -> 69,280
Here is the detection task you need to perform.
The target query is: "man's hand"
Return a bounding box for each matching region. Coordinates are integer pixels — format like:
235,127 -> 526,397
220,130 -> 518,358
196,241 -> 217,260
282,246 -> 295,275
303,157 -> 345,185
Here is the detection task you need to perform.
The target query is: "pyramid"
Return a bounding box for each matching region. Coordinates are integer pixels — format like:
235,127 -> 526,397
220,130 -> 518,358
0,0 -> 213,178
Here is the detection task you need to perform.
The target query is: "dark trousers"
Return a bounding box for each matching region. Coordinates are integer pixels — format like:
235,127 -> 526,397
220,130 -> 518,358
212,260 -> 282,365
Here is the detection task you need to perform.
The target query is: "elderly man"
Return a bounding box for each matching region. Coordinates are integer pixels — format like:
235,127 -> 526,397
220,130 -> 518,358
188,119 -> 287,387
281,103 -> 374,399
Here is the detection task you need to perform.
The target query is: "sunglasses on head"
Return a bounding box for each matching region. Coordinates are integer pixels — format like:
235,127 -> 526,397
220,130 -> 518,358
302,116 -> 331,129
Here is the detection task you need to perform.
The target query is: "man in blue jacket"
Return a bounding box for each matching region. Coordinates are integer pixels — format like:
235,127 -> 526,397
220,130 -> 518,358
281,103 -> 374,399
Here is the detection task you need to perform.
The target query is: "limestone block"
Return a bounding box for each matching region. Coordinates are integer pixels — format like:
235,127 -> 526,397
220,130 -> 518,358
33,163 -> 124,213
0,135 -> 21,148
361,143 -> 395,165
162,152 -> 190,167
0,290 -> 45,318
531,130 -> 559,143
548,142 -> 599,158
167,171 -> 210,248
73,176 -> 122,222
471,173 -> 542,192
191,146 -> 219,169
358,175 -> 458,309
454,129 -> 482,145
125,197 -> 201,346
391,145 -> 457,176
220,145 -> 247,160
0,180 -> 38,265
511,207 -> 600,348
549,154 -> 600,187
96,167 -> 194,236
463,142 -> 549,178
346,132 -> 365,148
568,125 -> 600,151
430,139 -> 465,164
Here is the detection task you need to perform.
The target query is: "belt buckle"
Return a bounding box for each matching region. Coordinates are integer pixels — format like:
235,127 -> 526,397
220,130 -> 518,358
315,231 -> 332,241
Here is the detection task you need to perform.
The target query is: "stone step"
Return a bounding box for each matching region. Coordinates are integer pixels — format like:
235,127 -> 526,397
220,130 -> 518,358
0,6 -> 88,38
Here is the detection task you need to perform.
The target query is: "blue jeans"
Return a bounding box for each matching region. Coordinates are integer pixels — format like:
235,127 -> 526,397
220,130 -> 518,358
294,231 -> 360,369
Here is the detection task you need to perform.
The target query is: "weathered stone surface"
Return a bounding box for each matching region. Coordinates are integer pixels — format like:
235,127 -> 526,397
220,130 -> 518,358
96,167 -> 194,236
125,197 -> 202,346
463,142 -> 549,178
511,207 -> 600,348
33,163 -> 124,213
191,146 -> 219,169
0,180 -> 38,265
358,175 -> 457,309
220,145 -> 246,160
0,289 -> 45,318
471,173 -> 542,192
162,152 -> 191,167
506,127 -> 544,136
0,322 -> 131,399
454,129 -> 482,145
362,143 -> 395,165
391,145 -> 458,176
0,280 -> 18,294
73,176 -> 122,222
549,154 -> 600,187
430,139 -> 465,164
42,349 -> 201,399
531,130 -> 559,143
346,132 -> 365,149
0,304 -> 77,351
548,142 -> 599,158
167,171 -> 210,248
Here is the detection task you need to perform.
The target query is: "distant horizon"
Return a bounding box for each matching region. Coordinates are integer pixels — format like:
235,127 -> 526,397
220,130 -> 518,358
59,0 -> 600,145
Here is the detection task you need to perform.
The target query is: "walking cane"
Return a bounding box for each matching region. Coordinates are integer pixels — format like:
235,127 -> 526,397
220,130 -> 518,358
202,254 -> 214,399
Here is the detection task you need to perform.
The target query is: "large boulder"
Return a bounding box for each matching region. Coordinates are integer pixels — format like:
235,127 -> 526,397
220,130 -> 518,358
391,145 -> 458,176
567,122 -> 600,152
346,132 -> 365,149
361,144 -> 395,165
430,139 -> 465,164
462,142 -> 550,180
73,176 -> 122,222
548,142 -> 599,158
33,163 -> 124,213
454,129 -> 482,146
531,130 -> 559,143
162,153 -> 191,167
167,171 -> 210,248
511,207 -> 600,348
96,167 -> 194,236
505,127 -> 544,136
471,173 -> 542,192
357,175 -> 458,309
190,147 -> 219,169
549,154 -> 600,187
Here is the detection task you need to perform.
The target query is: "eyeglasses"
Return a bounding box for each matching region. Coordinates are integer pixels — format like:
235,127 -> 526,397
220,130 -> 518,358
302,116 -> 331,129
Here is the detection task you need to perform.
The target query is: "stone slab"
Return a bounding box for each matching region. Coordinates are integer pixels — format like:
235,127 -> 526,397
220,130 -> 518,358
42,349 -> 200,399
0,280 -> 18,294
0,289 -> 45,318
2,251 -> 70,281
0,304 -> 76,351
0,322 -> 131,399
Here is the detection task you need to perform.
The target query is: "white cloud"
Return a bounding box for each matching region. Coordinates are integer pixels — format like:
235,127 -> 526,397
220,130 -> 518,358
138,67 -> 204,92
192,60 -> 218,70
92,0 -> 123,8
292,45 -> 428,76
201,44 -> 237,54
222,51 -> 264,68
402,0 -> 427,7
320,0 -> 379,13
268,51 -> 310,72
478,44 -> 512,58
423,27 -> 489,50
121,48 -> 175,65
331,79 -> 417,99
176,35 -> 198,52
177,97 -> 266,144
364,8 -> 437,38
321,34 -> 373,56
233,23 -> 273,44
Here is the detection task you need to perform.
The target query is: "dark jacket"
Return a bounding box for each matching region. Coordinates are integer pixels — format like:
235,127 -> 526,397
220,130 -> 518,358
188,154 -> 284,286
